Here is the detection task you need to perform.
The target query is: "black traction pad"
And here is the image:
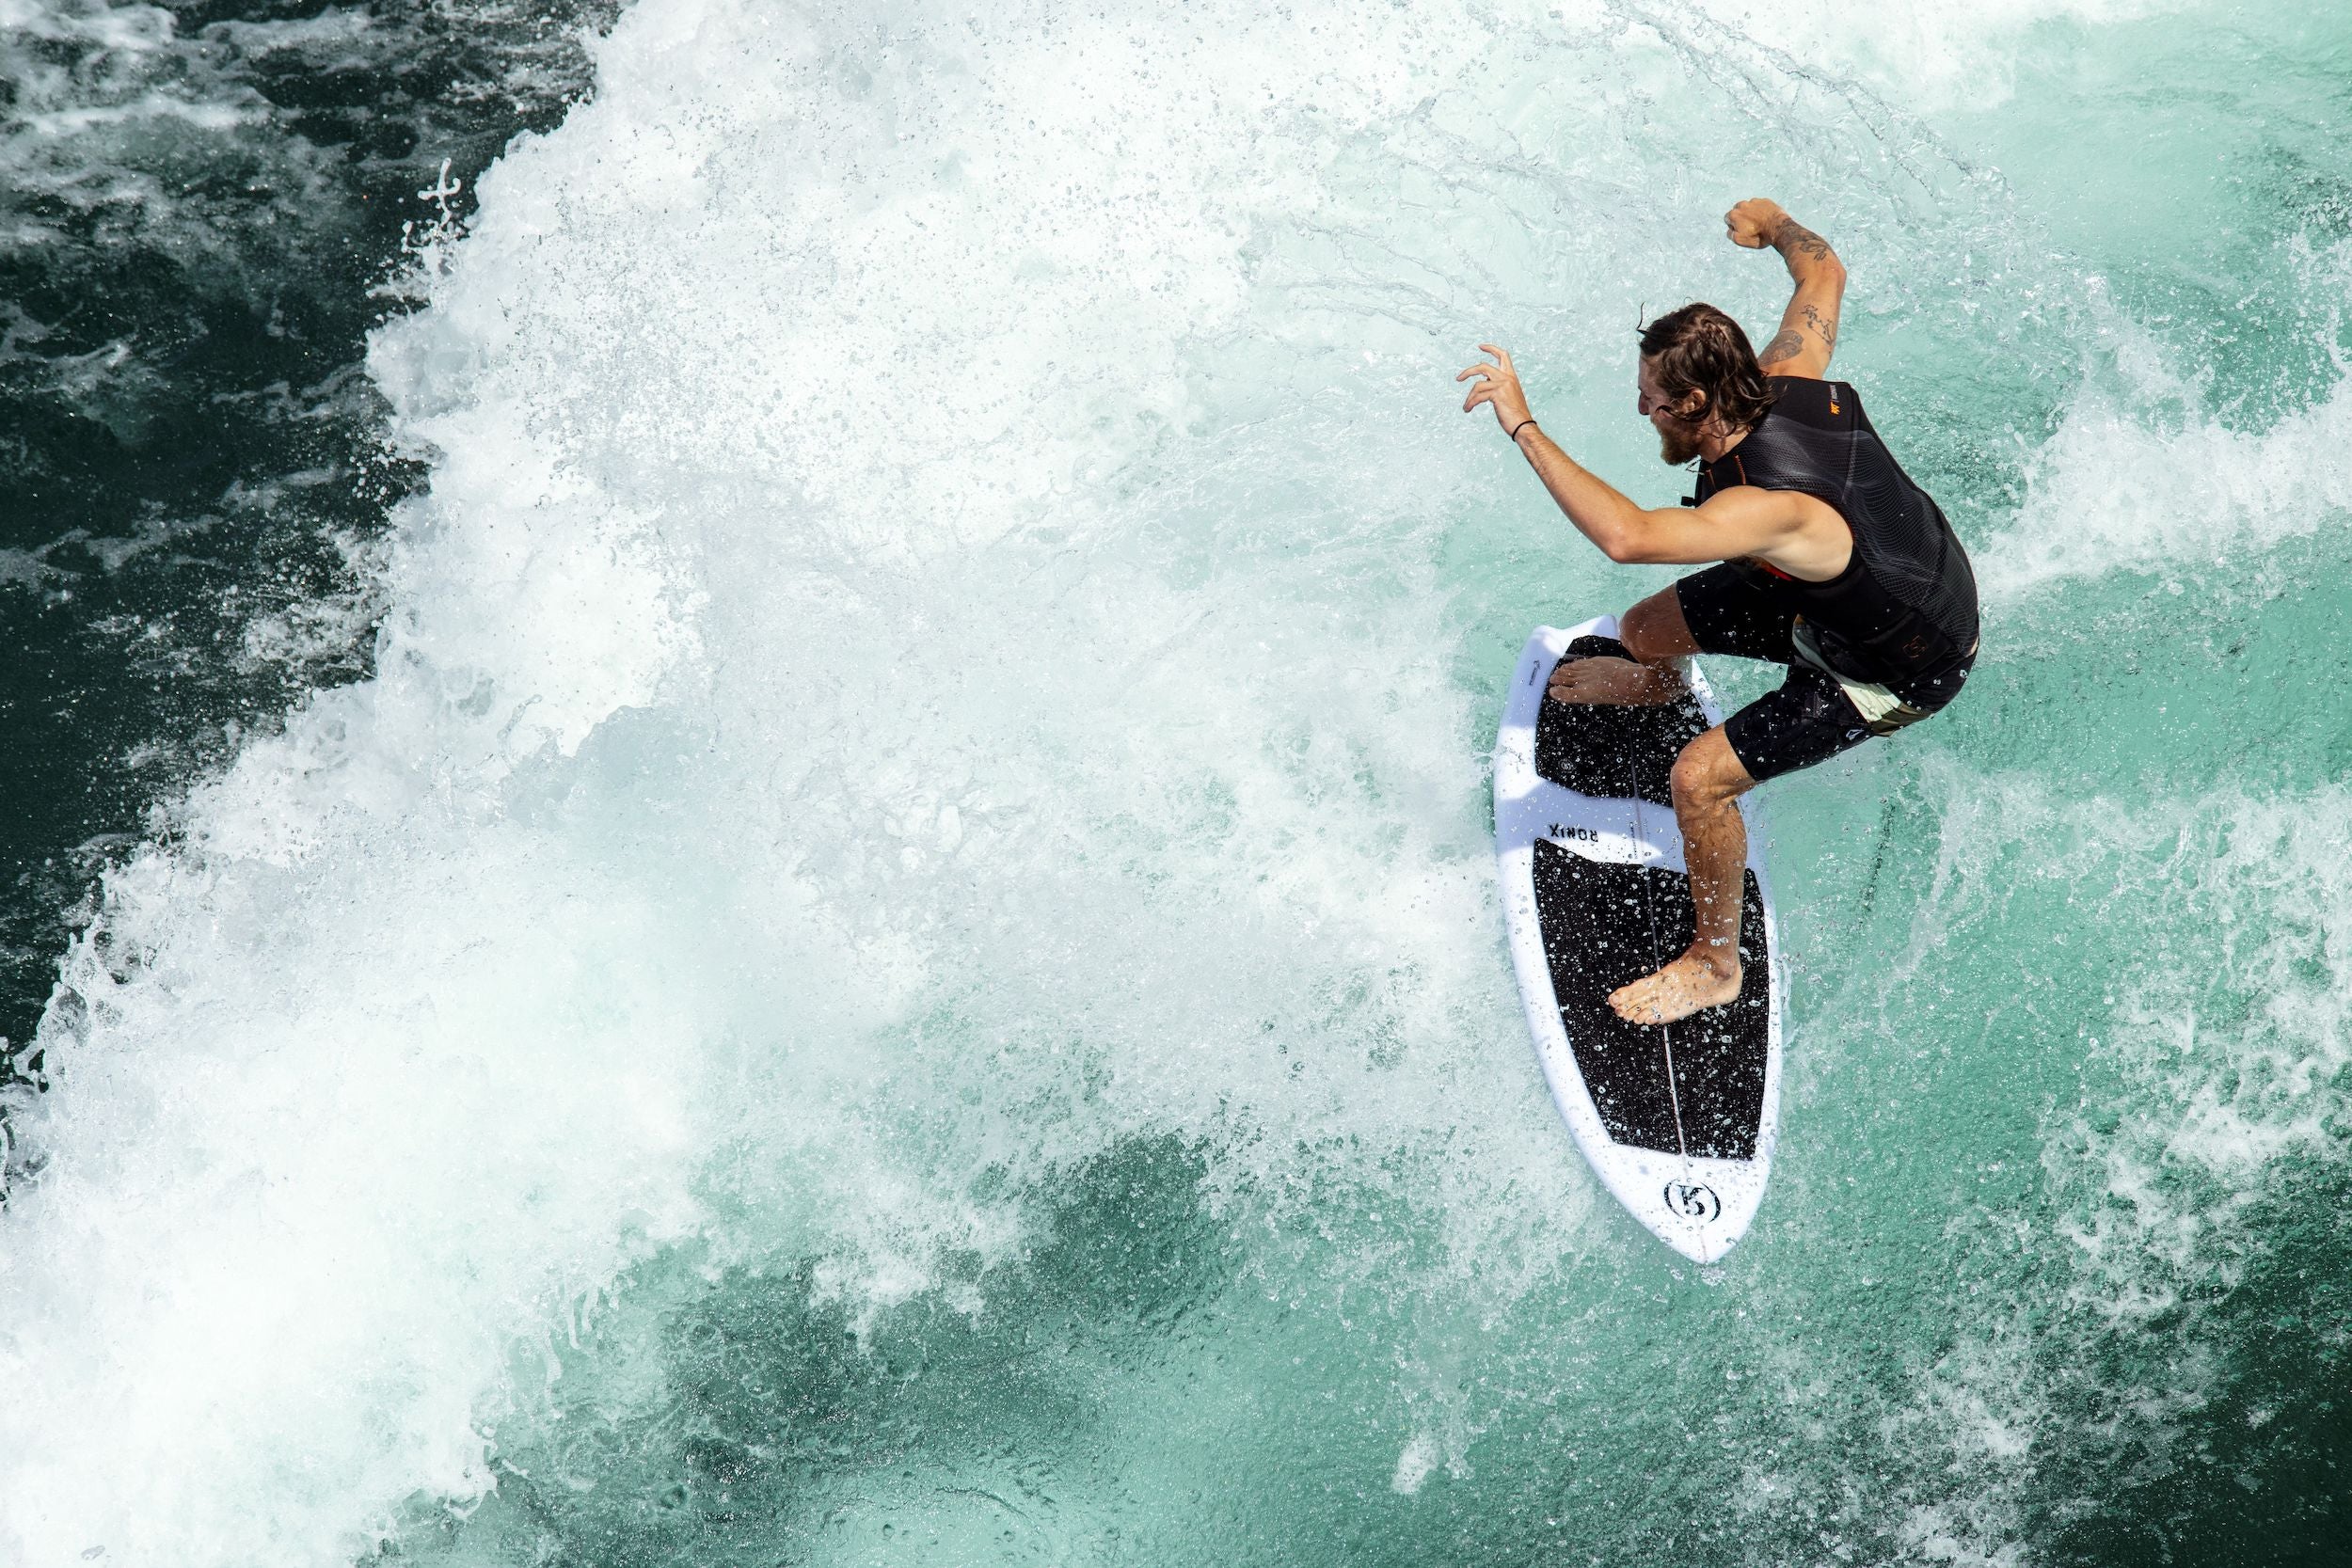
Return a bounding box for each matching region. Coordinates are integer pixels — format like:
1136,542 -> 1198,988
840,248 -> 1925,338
1530,838 -> 1770,1160
1534,636 -> 1709,807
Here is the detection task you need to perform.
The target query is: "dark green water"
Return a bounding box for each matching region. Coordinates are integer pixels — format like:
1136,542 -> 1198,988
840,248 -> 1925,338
0,0 -> 614,1053
1,3 -> 2347,1564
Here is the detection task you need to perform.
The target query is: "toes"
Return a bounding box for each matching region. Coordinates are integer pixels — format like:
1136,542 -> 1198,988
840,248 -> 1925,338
1607,981 -> 1659,1023
1609,969 -> 1700,1026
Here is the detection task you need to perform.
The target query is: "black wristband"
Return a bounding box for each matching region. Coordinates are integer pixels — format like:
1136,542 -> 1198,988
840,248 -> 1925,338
1509,418 -> 1538,442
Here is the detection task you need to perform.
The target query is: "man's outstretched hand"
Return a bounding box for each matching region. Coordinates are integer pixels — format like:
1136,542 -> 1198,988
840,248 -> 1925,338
1724,198 -> 1790,249
1458,343 -> 1534,436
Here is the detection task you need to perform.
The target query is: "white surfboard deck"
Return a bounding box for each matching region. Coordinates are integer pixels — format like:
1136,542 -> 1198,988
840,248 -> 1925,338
1494,616 -> 1784,1263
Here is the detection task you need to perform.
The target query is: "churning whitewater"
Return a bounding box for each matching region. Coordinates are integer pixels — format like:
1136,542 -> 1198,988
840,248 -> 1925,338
2,0 -> 2348,1562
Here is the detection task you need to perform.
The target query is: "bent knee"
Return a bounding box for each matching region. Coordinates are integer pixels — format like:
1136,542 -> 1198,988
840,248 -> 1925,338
1671,736 -> 1751,806
1620,625 -> 1672,666
1618,592 -> 1692,666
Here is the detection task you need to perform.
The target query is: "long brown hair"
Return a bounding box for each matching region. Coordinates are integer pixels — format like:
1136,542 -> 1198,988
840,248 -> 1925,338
1638,303 -> 1775,434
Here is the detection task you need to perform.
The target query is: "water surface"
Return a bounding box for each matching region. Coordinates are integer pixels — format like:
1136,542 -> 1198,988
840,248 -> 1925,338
2,2 -> 2347,1563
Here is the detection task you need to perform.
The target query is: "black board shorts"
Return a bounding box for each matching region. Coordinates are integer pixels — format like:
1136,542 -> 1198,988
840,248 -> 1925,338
1674,562 -> 1972,784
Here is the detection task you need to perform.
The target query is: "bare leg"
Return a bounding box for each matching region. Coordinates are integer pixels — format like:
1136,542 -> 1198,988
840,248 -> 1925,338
1608,726 -> 1755,1025
1548,585 -> 1699,707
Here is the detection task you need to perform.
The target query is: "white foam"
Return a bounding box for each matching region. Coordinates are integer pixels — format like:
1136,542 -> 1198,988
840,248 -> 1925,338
1976,252 -> 2352,601
0,0 -> 1638,1554
1660,0 -> 2192,111
1390,1433 -> 1440,1495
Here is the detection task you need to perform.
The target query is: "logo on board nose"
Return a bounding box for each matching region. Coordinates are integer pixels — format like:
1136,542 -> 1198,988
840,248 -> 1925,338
1663,1181 -> 1721,1224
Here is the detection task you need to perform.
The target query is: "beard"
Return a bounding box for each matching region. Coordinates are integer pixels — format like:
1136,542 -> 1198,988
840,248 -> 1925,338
1656,420 -> 1703,466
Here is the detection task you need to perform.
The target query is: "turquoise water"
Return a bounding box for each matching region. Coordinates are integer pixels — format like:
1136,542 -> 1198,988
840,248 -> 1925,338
3,2 -> 2350,1562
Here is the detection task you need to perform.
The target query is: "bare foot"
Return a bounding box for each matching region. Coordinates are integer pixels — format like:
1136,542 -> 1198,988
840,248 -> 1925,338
1608,941 -> 1741,1024
1548,656 -> 1686,706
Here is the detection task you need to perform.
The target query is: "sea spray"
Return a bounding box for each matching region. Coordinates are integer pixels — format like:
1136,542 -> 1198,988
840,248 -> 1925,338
1,0 -> 2348,1562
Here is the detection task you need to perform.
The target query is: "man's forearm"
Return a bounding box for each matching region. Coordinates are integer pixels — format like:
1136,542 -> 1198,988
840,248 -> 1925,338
1770,214 -> 1842,281
1515,425 -> 1647,562
1757,212 -> 1846,372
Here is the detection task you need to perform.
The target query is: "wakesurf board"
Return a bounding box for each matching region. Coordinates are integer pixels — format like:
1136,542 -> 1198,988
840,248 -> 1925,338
1493,616 -> 1783,1263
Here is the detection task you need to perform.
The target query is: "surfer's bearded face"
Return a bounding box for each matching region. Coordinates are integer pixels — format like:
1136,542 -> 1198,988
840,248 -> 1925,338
1637,357 -> 1708,465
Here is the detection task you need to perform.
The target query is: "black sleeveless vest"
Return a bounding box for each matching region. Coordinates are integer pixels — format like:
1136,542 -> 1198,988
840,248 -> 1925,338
1693,377 -> 1979,700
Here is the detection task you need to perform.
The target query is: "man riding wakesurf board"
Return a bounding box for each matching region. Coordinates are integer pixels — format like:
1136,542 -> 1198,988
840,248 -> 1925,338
1459,198 -> 1979,1026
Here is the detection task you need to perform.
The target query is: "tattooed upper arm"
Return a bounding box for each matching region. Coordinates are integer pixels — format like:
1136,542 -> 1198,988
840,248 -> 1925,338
1800,302 -> 1837,349
1757,328 -> 1806,369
